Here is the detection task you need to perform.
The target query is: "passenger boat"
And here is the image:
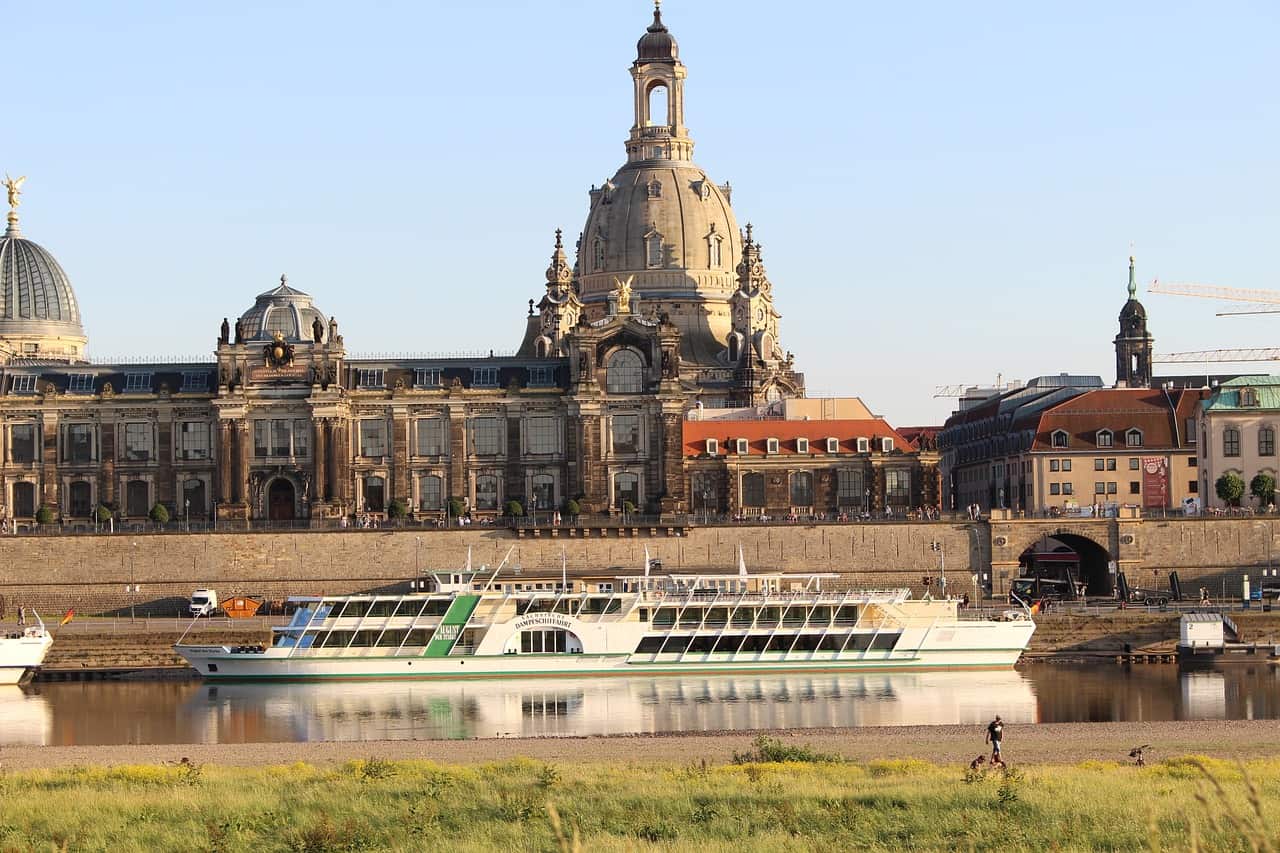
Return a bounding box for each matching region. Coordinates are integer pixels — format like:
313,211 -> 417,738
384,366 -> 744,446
175,555 -> 1036,681
0,616 -> 54,685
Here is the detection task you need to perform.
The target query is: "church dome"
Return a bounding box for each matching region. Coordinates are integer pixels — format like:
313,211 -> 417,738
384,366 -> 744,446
0,212 -> 87,361
237,276 -> 327,343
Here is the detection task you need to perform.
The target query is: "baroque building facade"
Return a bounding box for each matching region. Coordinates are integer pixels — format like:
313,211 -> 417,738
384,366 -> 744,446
0,8 -> 935,526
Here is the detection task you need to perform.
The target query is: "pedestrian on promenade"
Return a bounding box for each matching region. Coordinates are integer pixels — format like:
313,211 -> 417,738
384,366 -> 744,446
16,605 -> 25,628
986,715 -> 1004,766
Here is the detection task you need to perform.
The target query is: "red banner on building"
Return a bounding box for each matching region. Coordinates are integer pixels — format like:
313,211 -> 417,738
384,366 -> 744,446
1142,457 -> 1169,508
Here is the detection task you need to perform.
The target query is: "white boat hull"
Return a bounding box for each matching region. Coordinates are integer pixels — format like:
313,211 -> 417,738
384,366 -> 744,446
0,630 -> 53,685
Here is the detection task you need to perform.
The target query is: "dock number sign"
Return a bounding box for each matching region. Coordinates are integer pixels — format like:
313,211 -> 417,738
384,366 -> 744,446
1142,457 -> 1169,509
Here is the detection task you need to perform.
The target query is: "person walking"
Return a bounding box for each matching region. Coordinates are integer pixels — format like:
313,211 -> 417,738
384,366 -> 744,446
986,715 -> 1004,765
16,605 -> 25,628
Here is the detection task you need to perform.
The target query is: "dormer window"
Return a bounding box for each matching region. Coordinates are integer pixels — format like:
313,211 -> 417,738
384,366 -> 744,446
1051,430 -> 1069,449
881,437 -> 894,453
735,438 -> 748,455
1240,387 -> 1260,407
67,373 -> 95,394
826,437 -> 839,454
180,371 -> 209,393
472,367 -> 499,388
356,369 -> 384,389
414,368 -> 442,388
10,375 -> 36,394
705,438 -> 718,455
796,438 -> 809,454
123,372 -> 153,393
1125,428 -> 1143,447
766,438 -> 780,455
1096,429 -> 1114,448
856,437 -> 870,453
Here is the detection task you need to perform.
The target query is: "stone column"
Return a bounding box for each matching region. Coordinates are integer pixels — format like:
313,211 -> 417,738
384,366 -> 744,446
235,420 -> 250,504
217,421 -> 233,503
313,419 -> 327,503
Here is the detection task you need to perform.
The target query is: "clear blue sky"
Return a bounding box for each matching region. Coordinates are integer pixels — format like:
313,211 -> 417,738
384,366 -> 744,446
7,1 -> 1278,424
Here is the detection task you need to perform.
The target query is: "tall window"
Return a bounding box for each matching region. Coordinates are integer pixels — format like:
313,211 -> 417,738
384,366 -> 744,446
270,420 -> 291,457
612,414 -> 641,453
123,423 -> 151,462
526,417 -> 558,454
1261,427 -> 1276,457
254,420 -> 270,457
419,475 -> 442,511
606,350 -> 644,393
692,472 -> 718,510
12,482 -> 35,517
10,424 -> 37,464
837,469 -> 864,506
254,419 -> 300,457
593,239 -> 605,271
183,478 -> 206,516
531,475 -> 555,511
416,418 -> 445,455
645,232 -> 663,268
360,420 -> 387,457
65,424 -> 94,464
126,480 -> 149,517
293,419 -> 309,457
472,417 -> 502,456
614,473 -> 640,509
742,473 -> 766,507
790,472 -> 814,506
475,475 -> 499,510
709,235 -> 723,268
885,469 -> 910,505
1224,428 -> 1241,458
179,422 -> 210,460
363,476 -> 385,512
69,481 -> 92,517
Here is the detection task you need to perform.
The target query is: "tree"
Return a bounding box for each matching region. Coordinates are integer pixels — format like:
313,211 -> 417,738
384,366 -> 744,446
149,502 -> 170,524
1216,472 -> 1245,507
34,505 -> 55,525
505,500 -> 524,518
622,500 -> 637,516
95,504 -> 113,524
563,499 -> 581,517
387,499 -> 408,520
446,496 -> 466,519
1251,473 -> 1276,507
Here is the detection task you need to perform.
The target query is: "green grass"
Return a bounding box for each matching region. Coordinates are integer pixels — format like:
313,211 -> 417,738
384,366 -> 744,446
0,753 -> 1275,851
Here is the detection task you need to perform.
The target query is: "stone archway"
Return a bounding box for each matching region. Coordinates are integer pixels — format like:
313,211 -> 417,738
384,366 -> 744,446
1017,533 -> 1114,595
267,478 -> 297,521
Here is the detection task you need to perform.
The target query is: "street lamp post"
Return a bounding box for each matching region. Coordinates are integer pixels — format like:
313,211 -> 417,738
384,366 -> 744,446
864,488 -> 870,518
415,536 -> 422,577
184,499 -> 190,532
702,489 -> 710,525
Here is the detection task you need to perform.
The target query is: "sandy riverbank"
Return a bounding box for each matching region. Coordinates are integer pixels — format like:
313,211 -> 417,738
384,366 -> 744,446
4,719 -> 1279,771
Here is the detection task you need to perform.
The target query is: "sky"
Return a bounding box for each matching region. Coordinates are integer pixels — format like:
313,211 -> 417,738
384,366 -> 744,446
5,1 -> 1278,425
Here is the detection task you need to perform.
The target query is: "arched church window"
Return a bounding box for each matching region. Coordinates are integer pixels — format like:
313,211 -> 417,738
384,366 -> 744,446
647,179 -> 662,198
727,335 -> 739,363
647,83 -> 668,127
709,235 -> 722,268
645,232 -> 664,268
606,350 -> 644,394
593,239 -> 606,271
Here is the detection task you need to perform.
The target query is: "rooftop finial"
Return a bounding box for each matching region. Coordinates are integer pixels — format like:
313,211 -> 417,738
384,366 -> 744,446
280,273 -> 288,287
3,173 -> 26,237
1127,255 -> 1137,300
650,0 -> 666,30
555,228 -> 563,249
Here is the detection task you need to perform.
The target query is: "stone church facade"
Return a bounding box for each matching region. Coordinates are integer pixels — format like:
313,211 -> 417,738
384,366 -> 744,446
0,8 -> 934,525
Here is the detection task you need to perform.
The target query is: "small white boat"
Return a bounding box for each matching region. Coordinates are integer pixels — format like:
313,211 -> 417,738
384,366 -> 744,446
0,617 -> 53,685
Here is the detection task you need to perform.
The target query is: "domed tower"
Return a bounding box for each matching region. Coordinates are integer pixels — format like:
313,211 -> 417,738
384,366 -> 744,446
0,177 -> 87,362
1115,256 -> 1154,388
576,4 -> 748,368
234,275 -> 328,343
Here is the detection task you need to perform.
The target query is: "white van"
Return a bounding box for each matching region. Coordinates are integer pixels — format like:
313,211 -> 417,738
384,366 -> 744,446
189,589 -> 219,617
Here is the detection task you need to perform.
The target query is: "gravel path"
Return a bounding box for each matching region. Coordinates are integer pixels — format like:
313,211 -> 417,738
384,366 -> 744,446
3,719 -> 1278,771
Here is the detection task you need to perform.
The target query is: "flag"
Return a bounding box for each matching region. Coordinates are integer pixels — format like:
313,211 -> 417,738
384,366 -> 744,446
1029,600 -> 1042,616
59,608 -> 75,626
738,545 -> 748,578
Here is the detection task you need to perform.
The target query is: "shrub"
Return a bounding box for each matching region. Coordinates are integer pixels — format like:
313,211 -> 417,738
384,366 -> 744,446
149,503 -> 170,524
387,499 -> 408,520
446,497 -> 466,518
622,500 -> 637,515
1216,472 -> 1245,507
94,504 -> 113,524
1250,473 -> 1275,506
563,499 -> 580,517
34,505 -> 55,525
732,734 -> 842,765
504,500 -> 523,518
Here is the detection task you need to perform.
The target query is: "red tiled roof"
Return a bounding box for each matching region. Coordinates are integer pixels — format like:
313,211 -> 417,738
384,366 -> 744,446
682,419 -> 911,457
1031,388 -> 1206,451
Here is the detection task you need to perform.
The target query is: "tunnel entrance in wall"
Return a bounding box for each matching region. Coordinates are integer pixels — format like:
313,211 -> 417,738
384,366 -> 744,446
1017,533 -> 1113,596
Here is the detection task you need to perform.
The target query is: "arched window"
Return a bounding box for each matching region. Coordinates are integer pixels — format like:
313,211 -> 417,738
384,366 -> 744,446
535,338 -> 549,358
475,475 -> 499,510
606,349 -> 644,393
614,473 -> 640,510
645,230 -> 664,268
764,384 -> 781,404
709,234 -> 723,268
363,476 -> 385,512
1260,427 -> 1276,457
790,472 -> 814,507
12,482 -> 35,518
647,83 -> 668,127
1096,430 -> 1114,448
727,335 -> 740,363
742,473 -> 766,508
1224,428 -> 1241,458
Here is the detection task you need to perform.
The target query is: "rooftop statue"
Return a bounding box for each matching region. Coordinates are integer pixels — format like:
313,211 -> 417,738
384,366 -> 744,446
3,174 -> 26,210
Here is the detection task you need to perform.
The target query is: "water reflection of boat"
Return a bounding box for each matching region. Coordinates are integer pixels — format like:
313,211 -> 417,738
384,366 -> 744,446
183,671 -> 1038,743
0,686 -> 51,745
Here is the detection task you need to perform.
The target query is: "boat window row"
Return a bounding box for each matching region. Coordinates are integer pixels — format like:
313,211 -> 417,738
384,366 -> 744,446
303,599 -> 455,620
633,632 -> 900,655
645,604 -> 859,629
277,628 -> 436,649
516,597 -> 624,616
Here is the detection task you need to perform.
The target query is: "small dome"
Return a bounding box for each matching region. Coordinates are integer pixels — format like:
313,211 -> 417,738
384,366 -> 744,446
237,276 -> 327,343
637,7 -> 678,61
1120,299 -> 1147,322
0,222 -> 87,359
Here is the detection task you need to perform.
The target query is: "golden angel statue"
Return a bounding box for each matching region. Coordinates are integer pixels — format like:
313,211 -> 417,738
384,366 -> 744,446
614,275 -> 634,314
3,174 -> 26,209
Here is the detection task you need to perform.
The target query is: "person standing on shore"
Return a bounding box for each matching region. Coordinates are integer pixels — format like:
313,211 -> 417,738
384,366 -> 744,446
986,715 -> 1004,764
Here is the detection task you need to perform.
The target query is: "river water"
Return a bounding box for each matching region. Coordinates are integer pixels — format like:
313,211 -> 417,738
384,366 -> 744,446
2,664 -> 1278,746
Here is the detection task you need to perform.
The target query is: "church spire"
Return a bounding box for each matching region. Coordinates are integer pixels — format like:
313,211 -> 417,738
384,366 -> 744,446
1127,255 -> 1137,300
628,4 -> 691,164
545,228 -> 573,292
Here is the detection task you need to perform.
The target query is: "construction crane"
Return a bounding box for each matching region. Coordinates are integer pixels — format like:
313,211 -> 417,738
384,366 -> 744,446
1155,348 -> 1280,364
1148,280 -> 1280,316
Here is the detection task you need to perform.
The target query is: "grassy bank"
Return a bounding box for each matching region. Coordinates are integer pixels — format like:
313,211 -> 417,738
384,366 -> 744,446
0,745 -> 1276,851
